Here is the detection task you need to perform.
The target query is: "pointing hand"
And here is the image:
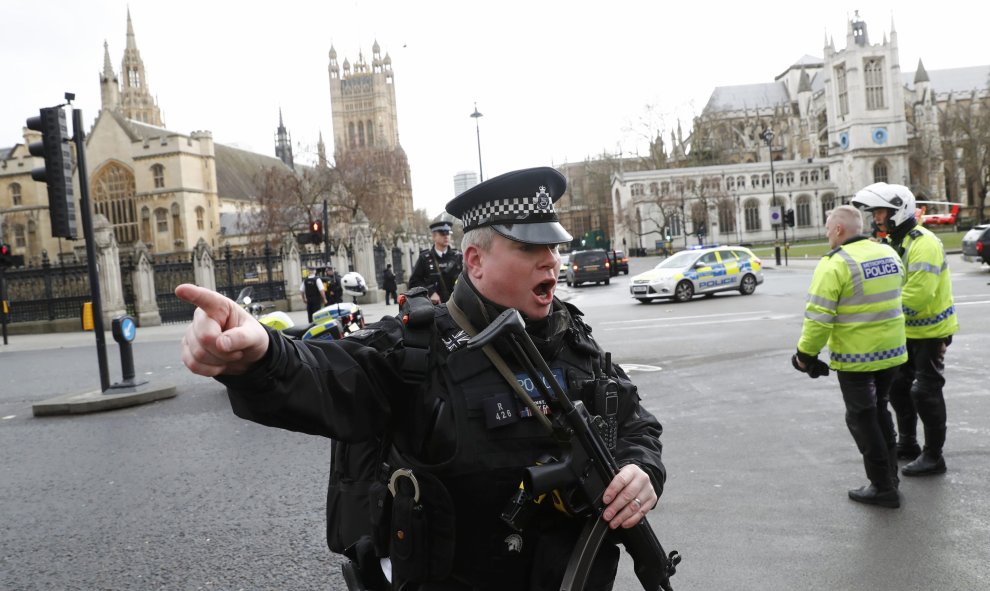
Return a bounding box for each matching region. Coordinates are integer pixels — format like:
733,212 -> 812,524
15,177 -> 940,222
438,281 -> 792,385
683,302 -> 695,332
175,283 -> 270,377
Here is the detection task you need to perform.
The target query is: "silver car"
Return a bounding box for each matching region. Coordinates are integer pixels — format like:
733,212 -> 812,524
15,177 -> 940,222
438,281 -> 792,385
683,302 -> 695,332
629,246 -> 765,303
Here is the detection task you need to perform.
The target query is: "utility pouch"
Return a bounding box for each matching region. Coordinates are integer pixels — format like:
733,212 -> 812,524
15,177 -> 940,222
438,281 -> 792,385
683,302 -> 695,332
388,468 -> 455,586
369,478 -> 393,557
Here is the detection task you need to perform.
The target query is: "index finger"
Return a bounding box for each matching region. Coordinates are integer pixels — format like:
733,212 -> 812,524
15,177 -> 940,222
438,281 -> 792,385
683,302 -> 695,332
175,284 -> 233,322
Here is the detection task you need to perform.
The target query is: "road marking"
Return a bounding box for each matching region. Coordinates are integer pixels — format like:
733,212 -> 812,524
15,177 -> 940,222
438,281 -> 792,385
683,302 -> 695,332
2,415 -> 15,420
955,299 -> 990,306
603,313 -> 796,331
602,310 -> 773,325
621,364 -> 663,373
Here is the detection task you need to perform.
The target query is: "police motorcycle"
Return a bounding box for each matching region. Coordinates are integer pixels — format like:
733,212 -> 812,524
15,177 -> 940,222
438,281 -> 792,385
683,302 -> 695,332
234,286 -> 270,318
256,272 -> 368,342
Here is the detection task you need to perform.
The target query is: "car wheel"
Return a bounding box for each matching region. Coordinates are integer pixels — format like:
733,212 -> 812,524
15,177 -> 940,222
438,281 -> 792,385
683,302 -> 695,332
566,279 -> 572,286
636,297 -> 651,304
674,280 -> 694,302
605,277 -> 610,286
739,274 -> 757,295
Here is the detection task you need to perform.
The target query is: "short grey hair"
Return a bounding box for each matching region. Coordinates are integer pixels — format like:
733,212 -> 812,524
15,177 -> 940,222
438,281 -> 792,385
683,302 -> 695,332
461,225 -> 498,252
828,204 -> 864,235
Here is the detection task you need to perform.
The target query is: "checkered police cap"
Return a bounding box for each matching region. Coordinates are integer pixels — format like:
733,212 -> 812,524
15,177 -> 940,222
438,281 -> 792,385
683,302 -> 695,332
446,167 -> 573,245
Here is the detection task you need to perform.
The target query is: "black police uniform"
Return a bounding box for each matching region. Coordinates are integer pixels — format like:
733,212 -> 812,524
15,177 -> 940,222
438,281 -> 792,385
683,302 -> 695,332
219,278 -> 664,590
215,167 -> 666,590
408,245 -> 462,303
302,275 -> 323,322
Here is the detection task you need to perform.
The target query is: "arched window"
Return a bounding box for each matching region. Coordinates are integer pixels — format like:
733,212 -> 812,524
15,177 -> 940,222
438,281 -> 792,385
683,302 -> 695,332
717,198 -> 736,233
864,58 -> 886,110
822,167 -> 830,181
649,182 -> 659,196
737,176 -> 746,188
744,198 -> 761,231
761,174 -> 770,188
348,122 -> 356,148
775,172 -> 785,186
14,224 -> 26,248
358,121 -> 365,147
796,195 -> 812,227
9,182 -> 21,206
171,203 -> 182,240
669,212 -> 682,237
810,170 -> 819,183
631,183 -> 644,197
821,194 -> 836,222
873,161 -> 889,183
141,206 -> 151,243
726,176 -> 735,190
155,207 -> 168,233
195,206 -> 205,230
750,175 -> 760,188
800,171 -> 809,185
366,120 -> 374,146
785,172 -> 794,185
151,163 -> 165,189
661,182 -> 669,195
92,161 -> 138,244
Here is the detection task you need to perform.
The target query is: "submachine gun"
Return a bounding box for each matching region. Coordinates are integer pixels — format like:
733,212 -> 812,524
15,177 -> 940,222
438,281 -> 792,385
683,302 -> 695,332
467,309 -> 680,591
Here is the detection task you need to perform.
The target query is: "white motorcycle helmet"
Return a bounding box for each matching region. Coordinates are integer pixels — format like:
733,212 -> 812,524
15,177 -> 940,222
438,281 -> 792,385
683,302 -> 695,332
850,182 -> 917,232
341,272 -> 367,297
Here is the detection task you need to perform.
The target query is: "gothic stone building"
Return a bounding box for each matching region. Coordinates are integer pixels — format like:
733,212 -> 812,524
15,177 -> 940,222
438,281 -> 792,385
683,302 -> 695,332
612,14 -> 990,252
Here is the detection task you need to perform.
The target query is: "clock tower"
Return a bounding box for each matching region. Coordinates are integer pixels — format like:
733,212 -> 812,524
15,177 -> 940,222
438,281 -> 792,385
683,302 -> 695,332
823,12 -> 909,197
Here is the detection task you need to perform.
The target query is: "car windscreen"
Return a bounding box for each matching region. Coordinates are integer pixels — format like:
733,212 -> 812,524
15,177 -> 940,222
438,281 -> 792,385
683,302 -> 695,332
573,251 -> 605,264
654,251 -> 699,269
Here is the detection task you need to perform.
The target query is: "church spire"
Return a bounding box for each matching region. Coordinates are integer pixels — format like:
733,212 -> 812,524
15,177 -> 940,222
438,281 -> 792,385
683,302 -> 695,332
118,10 -> 163,126
317,130 -> 327,168
100,40 -> 119,112
275,108 -> 294,170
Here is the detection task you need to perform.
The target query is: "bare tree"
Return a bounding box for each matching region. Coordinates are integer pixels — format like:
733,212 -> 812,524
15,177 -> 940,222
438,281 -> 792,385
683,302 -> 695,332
333,148 -> 411,240
941,84 -> 990,223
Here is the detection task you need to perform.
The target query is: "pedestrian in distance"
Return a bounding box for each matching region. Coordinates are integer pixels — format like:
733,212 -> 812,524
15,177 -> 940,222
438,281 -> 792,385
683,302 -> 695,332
852,183 -> 958,477
408,219 -> 463,304
300,268 -> 326,323
793,204 -> 907,508
175,166 -> 668,591
382,263 -> 398,306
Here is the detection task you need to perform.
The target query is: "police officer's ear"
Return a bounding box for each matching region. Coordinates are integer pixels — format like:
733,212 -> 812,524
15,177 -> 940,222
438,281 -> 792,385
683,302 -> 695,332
463,243 -> 485,280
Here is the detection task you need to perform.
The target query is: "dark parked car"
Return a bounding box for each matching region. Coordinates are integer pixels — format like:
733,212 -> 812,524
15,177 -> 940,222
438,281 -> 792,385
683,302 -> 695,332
566,249 -> 611,286
609,250 -> 629,276
961,224 -> 990,265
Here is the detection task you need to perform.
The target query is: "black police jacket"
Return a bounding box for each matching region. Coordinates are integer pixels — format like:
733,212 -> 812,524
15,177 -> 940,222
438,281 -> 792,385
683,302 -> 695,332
408,247 -> 463,302
218,278 -> 665,590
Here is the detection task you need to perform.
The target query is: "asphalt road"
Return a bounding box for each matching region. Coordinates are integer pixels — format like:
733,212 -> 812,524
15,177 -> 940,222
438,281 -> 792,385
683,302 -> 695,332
1,256 -> 988,590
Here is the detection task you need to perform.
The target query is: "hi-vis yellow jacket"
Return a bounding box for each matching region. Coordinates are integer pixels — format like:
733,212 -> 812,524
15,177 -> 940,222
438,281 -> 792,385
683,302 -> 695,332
898,225 -> 959,340
798,237 -> 907,372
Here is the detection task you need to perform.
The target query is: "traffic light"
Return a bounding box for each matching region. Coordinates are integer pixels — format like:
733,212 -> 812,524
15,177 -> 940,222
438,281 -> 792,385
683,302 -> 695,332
784,208 -> 796,227
26,107 -> 77,239
0,243 -> 24,268
310,220 -> 324,244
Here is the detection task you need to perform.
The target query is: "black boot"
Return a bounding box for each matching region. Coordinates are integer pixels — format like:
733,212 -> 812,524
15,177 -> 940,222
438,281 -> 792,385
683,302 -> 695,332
848,484 -> 900,508
896,436 -> 921,461
902,451 -> 947,476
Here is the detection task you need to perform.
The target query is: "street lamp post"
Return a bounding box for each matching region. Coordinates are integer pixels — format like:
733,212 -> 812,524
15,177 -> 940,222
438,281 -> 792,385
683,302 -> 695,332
761,128 -> 783,265
470,103 -> 484,182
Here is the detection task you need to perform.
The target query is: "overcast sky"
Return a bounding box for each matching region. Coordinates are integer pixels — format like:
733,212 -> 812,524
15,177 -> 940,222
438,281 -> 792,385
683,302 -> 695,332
3,1 -> 987,218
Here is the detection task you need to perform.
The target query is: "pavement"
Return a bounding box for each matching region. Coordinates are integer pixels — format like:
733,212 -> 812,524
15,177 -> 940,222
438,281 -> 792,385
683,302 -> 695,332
2,297 -> 404,416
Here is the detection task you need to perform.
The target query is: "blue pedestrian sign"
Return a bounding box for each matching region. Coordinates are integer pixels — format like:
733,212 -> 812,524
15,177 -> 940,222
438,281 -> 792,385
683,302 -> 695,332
112,315 -> 137,343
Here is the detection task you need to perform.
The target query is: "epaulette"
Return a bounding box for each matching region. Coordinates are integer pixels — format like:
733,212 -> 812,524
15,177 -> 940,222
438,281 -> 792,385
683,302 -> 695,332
908,228 -> 924,239
824,245 -> 842,258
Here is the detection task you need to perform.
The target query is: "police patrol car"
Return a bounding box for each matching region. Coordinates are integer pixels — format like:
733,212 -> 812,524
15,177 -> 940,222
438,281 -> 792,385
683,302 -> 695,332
629,245 -> 764,303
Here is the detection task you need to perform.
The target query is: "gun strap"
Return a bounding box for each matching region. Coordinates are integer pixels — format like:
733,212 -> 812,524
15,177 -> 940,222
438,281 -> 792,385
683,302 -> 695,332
447,298 -> 553,433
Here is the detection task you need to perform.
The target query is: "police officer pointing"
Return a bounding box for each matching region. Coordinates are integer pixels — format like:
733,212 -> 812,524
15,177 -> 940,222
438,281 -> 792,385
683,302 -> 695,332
175,167 -> 666,591
409,220 -> 463,304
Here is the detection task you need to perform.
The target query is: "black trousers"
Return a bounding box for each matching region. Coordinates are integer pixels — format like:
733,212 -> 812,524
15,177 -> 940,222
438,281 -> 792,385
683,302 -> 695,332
385,289 -> 398,305
888,337 -> 951,455
837,367 -> 900,489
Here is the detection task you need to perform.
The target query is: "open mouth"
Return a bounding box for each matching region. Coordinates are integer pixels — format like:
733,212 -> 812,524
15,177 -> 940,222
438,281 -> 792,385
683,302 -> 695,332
533,279 -> 556,302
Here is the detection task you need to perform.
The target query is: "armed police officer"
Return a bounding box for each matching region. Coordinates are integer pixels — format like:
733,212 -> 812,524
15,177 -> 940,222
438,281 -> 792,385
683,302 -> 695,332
409,220 -> 463,304
852,183 -> 958,477
175,167 -> 666,591
300,268 -> 327,323
793,205 -> 907,508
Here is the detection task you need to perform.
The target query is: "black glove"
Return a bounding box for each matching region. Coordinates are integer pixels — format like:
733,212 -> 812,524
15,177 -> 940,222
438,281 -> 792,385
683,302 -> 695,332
792,350 -> 830,379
